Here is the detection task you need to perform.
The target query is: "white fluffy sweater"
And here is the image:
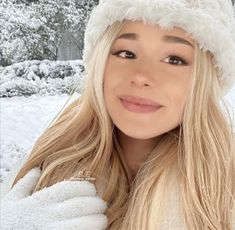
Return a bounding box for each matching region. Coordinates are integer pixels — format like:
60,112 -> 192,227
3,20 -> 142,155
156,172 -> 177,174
1,156 -> 235,229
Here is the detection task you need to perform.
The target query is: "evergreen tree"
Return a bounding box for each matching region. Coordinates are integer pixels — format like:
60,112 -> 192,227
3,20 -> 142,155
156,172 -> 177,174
0,0 -> 98,66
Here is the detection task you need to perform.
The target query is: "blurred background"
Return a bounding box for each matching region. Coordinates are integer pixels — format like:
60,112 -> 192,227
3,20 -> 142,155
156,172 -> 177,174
0,0 -> 234,182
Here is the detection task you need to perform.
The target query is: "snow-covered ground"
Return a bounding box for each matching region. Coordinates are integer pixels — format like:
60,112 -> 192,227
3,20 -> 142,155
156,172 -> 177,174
0,93 -> 80,181
0,88 -> 234,182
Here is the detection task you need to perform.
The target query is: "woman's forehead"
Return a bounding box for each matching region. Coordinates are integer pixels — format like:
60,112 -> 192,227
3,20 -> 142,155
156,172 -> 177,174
120,19 -> 195,43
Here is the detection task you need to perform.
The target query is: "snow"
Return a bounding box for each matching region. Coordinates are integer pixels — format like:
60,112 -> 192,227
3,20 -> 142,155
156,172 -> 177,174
0,0 -> 92,65
0,59 -> 84,97
0,93 -> 80,182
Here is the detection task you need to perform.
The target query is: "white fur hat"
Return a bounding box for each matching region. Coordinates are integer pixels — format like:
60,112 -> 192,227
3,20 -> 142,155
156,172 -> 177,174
82,0 -> 235,96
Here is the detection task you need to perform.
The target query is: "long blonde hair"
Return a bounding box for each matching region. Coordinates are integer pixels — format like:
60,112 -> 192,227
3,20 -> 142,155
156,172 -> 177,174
12,21 -> 235,229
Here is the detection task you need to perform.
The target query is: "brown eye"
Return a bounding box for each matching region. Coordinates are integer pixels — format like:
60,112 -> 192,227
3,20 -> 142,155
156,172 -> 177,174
113,50 -> 136,59
163,56 -> 188,65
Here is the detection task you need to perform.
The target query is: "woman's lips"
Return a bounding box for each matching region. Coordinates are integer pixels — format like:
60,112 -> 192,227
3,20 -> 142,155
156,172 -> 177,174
119,95 -> 163,107
120,98 -> 163,113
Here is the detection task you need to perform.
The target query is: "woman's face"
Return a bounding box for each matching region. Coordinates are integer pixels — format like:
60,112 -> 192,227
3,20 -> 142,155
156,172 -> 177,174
104,20 -> 195,139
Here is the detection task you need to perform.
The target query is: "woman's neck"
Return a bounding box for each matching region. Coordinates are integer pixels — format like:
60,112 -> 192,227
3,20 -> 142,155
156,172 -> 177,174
114,128 -> 159,181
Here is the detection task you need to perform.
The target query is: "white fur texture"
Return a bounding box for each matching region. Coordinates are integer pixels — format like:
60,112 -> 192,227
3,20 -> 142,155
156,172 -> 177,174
83,0 -> 235,96
1,157 -> 235,229
0,166 -> 108,230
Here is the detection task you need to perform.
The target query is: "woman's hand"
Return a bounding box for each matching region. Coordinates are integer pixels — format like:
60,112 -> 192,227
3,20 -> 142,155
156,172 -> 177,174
0,167 -> 108,230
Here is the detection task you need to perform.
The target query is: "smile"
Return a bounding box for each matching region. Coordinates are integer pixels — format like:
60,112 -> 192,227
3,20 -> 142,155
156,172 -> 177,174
120,98 -> 163,113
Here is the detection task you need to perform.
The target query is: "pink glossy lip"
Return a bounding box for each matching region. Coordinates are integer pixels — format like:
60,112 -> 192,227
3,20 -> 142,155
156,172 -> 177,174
119,95 -> 163,107
119,95 -> 163,113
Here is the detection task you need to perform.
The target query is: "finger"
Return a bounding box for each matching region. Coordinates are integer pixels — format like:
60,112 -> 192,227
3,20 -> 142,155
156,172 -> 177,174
30,180 -> 97,203
52,196 -> 107,219
47,214 -> 108,230
5,167 -> 41,201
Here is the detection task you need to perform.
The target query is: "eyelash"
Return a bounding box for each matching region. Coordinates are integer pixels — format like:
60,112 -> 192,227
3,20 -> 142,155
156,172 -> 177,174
112,49 -> 189,66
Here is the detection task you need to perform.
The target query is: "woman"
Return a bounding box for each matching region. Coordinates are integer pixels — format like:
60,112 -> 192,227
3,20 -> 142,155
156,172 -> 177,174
1,0 -> 235,229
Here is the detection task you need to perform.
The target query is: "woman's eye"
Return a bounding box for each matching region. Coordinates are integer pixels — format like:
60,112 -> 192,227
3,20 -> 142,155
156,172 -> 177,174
111,50 -> 188,66
163,56 -> 188,66
112,50 -> 135,59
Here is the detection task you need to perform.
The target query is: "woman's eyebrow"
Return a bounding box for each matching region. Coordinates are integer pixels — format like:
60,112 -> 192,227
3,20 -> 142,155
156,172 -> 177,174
163,35 -> 194,48
115,33 -> 194,48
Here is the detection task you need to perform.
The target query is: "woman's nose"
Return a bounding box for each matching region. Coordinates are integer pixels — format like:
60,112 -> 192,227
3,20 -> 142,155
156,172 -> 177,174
129,62 -> 157,88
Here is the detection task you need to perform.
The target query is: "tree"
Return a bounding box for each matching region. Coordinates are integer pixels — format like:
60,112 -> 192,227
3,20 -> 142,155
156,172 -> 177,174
0,0 -> 98,66
68,0 -> 99,59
